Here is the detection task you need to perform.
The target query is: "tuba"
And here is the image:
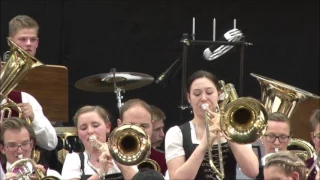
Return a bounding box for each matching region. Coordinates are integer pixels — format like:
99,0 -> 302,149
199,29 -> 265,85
137,158 -> 161,172
8,156 -> 59,180
250,73 -> 320,118
0,37 -> 43,123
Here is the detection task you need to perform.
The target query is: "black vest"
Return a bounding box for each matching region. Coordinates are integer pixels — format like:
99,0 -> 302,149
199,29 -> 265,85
78,152 -> 124,180
179,122 -> 237,180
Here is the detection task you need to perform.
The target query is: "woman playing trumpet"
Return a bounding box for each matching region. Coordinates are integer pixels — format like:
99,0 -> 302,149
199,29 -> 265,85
61,105 -> 138,180
165,70 -> 259,180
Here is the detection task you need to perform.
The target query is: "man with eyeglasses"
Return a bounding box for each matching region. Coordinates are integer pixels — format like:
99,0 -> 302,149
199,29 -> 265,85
0,117 -> 61,179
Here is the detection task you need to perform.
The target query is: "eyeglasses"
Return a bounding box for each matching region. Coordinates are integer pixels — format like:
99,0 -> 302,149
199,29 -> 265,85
5,141 -> 32,152
313,133 -> 320,142
264,134 -> 290,143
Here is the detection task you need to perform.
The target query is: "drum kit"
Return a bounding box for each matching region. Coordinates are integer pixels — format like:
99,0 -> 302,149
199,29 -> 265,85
54,68 -> 155,163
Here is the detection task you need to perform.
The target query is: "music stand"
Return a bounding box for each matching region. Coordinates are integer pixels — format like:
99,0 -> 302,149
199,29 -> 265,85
15,65 -> 69,123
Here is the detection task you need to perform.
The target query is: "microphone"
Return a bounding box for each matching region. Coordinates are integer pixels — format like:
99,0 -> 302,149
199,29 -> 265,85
203,29 -> 243,61
155,58 -> 180,84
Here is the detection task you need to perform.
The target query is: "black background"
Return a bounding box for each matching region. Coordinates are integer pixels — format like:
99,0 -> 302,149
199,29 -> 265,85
1,0 -> 319,137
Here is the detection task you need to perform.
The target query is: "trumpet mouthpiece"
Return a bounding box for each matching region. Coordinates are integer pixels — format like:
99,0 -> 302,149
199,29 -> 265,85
275,148 -> 279,152
18,154 -> 23,159
201,103 -> 209,110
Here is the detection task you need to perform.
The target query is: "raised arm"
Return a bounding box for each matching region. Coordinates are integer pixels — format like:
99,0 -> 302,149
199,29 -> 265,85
228,142 -> 259,178
21,92 -> 58,150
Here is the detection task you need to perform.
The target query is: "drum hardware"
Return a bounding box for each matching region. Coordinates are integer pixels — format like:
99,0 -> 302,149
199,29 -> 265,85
75,68 -> 154,110
55,127 -> 80,164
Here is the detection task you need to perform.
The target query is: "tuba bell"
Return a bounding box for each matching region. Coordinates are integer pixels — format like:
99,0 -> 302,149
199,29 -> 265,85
0,37 -> 43,123
8,156 -> 59,180
250,73 -> 320,118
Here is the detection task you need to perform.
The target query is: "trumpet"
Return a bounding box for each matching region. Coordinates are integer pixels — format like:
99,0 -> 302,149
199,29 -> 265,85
137,158 -> 161,172
8,155 -> 59,180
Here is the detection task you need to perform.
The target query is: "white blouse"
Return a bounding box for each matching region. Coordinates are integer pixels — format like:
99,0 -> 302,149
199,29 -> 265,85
61,152 -> 138,179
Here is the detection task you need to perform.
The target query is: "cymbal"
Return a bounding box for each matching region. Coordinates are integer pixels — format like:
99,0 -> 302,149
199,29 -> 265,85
75,72 -> 154,92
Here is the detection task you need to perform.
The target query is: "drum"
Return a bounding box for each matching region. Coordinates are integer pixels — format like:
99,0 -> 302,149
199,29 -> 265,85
55,127 -> 84,164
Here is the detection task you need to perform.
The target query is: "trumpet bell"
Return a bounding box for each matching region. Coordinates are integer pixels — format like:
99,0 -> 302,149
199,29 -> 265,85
221,97 -> 268,144
108,124 -> 151,166
288,138 -> 315,161
137,158 -> 161,172
250,73 -> 320,118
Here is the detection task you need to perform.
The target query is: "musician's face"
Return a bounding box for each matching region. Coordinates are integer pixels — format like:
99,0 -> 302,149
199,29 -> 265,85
311,123 -> 320,152
10,28 -> 39,57
119,106 -> 153,138
0,128 -> 34,164
187,77 -> 220,117
151,119 -> 165,147
261,121 -> 291,154
77,111 -> 111,150
264,166 -> 299,180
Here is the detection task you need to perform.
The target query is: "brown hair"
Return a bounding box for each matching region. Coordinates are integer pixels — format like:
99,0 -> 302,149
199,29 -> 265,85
268,112 -> 293,135
310,109 -> 320,131
265,151 -> 308,178
9,15 -> 39,37
73,105 -> 110,127
119,99 -> 152,122
150,105 -> 166,122
186,70 -> 220,94
0,117 -> 36,164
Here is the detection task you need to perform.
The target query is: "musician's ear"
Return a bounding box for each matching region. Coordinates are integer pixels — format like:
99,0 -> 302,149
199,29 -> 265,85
291,171 -> 299,180
117,119 -> 122,126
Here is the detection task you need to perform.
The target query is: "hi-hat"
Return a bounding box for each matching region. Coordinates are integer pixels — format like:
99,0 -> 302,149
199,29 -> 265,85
75,72 -> 154,92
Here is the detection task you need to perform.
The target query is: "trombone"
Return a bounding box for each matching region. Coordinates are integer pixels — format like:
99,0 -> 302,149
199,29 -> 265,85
201,80 -> 269,180
87,123 -> 151,175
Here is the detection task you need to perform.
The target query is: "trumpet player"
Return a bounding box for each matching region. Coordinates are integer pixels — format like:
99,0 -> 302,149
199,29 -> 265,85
0,117 -> 61,179
61,105 -> 138,180
165,70 -> 259,180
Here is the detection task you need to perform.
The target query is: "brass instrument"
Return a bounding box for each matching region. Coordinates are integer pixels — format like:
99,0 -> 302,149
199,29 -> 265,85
201,103 -> 224,180
288,138 -> 315,161
8,156 -> 59,180
88,123 -> 151,173
0,37 -> 43,123
218,80 -> 269,144
108,123 -> 151,165
250,73 -> 320,118
201,80 -> 268,180
137,158 -> 161,172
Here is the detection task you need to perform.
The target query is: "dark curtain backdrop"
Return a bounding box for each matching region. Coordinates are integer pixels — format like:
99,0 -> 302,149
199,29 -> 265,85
1,0 -> 319,134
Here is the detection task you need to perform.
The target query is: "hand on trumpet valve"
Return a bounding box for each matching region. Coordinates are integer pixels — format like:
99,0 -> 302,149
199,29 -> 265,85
5,172 -> 16,180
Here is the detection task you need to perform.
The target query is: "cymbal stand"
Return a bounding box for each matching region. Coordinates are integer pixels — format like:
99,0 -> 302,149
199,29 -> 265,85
110,68 -> 124,111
